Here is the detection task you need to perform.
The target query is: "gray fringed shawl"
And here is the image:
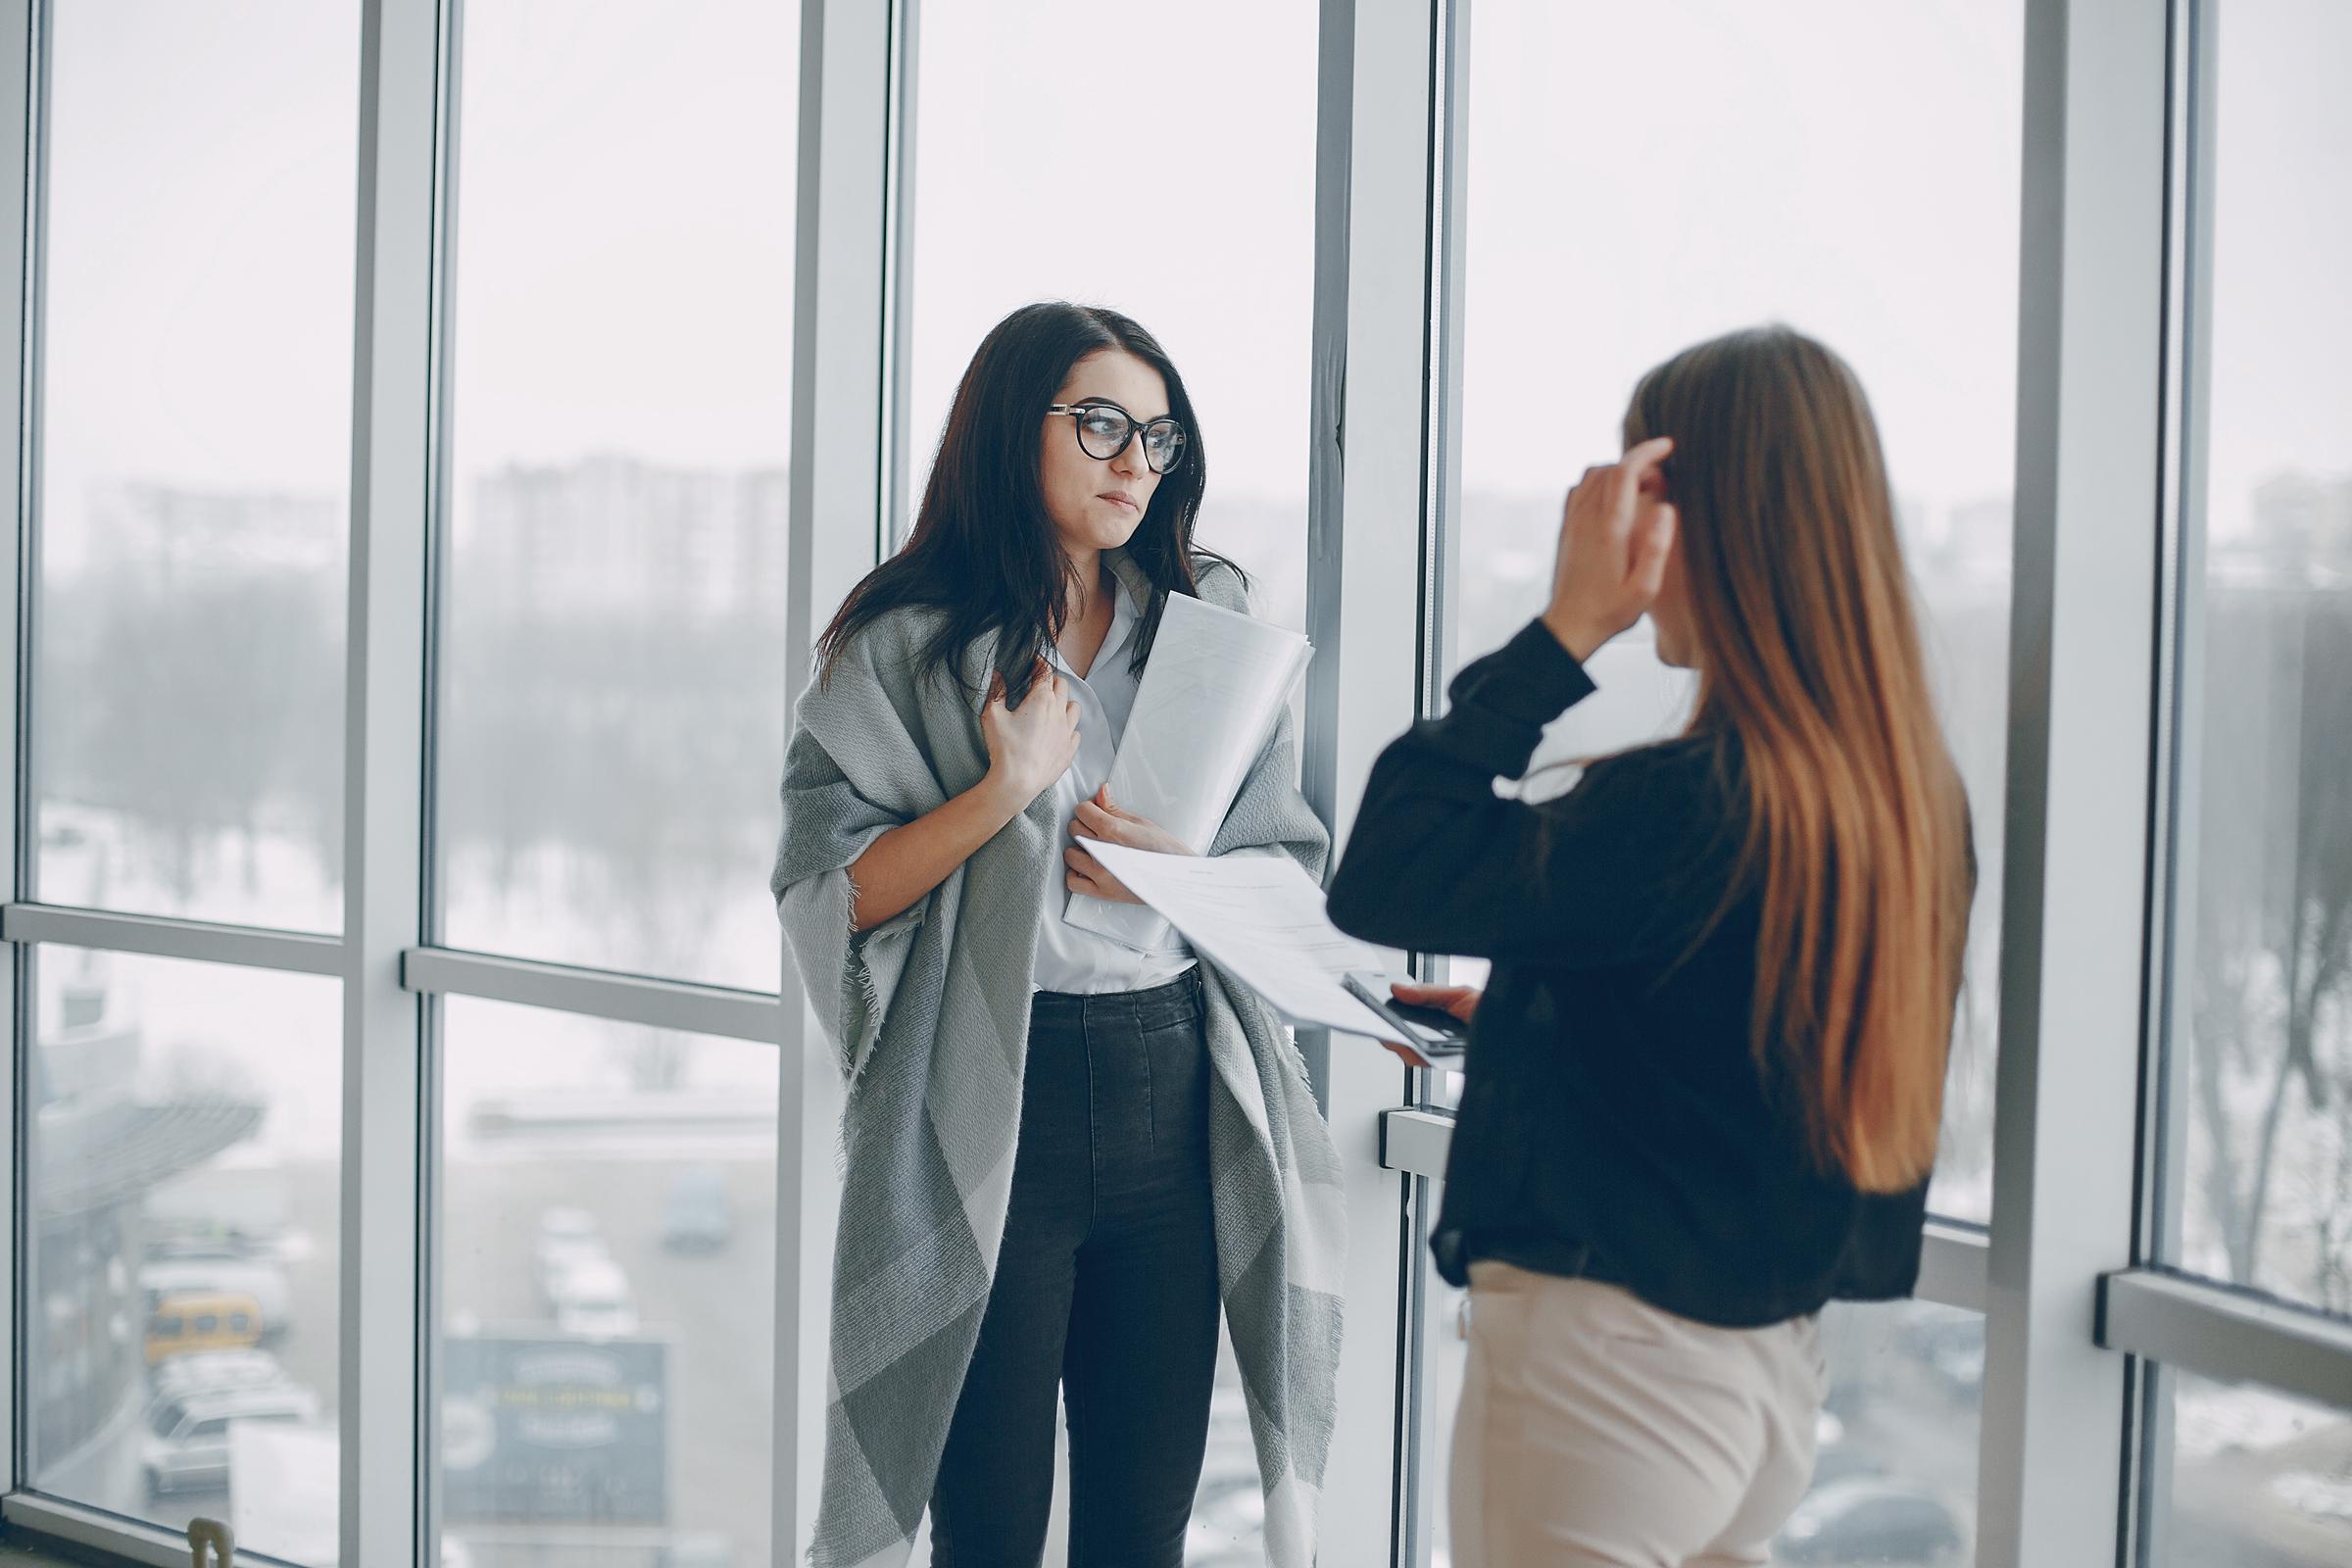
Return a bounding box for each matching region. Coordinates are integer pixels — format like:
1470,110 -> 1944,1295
770,553 -> 1347,1568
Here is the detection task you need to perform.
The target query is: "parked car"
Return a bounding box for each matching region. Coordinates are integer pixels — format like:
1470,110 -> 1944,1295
1897,1313 -> 1986,1396
146,1292 -> 266,1365
147,1232 -> 270,1263
546,1256 -> 639,1338
148,1348 -> 293,1408
1805,1443 -> 1887,1493
140,1257 -> 292,1338
1775,1479 -> 1968,1566
141,1385 -> 319,1496
534,1206 -> 610,1289
662,1164 -> 734,1252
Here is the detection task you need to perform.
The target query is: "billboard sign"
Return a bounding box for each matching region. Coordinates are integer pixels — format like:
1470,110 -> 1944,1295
442,1333 -> 667,1525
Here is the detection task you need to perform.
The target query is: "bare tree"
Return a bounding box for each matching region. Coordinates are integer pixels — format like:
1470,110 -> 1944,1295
2186,583 -> 2352,1295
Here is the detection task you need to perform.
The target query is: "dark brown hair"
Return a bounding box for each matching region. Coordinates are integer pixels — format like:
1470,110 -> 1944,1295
818,302 -> 1238,703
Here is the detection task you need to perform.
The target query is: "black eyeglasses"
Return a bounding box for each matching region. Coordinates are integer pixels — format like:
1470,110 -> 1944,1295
1045,401 -> 1189,475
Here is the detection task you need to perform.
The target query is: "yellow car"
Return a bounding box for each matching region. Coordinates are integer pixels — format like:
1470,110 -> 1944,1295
145,1292 -> 265,1365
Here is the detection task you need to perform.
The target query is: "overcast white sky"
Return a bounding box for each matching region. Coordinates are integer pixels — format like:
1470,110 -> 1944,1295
1461,2 -> 2023,520
33,0 -> 2348,569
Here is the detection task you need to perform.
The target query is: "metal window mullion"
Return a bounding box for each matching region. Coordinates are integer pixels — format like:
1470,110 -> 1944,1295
343,2 -> 447,1564
1379,1107 -> 1995,1316
878,0 -> 918,554
10,0 -> 36,921
0,902 -> 343,977
2144,0 -> 2216,1301
1307,2 -> 1444,1564
2134,2 -> 2219,1560
0,0 -> 37,1504
400,945 -> 785,1045
1977,2 -> 2174,1564
776,0 -> 901,1554
1399,7 -> 1468,1558
2099,1269 -> 2352,1409
1418,0 -> 1467,724
1918,1220 -> 1993,1315
0,0 -> 31,1501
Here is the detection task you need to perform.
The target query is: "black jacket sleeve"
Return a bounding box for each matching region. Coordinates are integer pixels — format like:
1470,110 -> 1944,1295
1326,619 -> 1736,968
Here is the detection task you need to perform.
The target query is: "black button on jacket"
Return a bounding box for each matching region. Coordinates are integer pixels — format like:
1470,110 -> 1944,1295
1326,618 -> 1955,1328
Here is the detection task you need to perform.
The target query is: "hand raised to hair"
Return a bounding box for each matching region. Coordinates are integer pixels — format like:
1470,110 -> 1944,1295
1542,435 -> 1679,663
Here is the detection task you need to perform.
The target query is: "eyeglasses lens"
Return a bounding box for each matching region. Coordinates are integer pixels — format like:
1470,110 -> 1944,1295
1076,409 -> 1133,461
1141,420 -> 1185,474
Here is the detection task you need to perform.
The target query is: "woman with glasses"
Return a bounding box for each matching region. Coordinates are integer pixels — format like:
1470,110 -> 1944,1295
773,301 -> 1344,1568
1328,327 -> 1975,1568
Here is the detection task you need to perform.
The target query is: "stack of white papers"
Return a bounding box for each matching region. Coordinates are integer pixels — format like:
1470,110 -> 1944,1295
1066,591 -> 1312,950
1081,842 -> 1403,1043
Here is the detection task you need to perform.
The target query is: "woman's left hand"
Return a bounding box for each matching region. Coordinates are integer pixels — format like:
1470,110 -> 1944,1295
1066,786 -> 1194,903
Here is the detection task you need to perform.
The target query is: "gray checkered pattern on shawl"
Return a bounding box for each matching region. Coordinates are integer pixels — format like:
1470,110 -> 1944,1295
771,554 -> 1348,1568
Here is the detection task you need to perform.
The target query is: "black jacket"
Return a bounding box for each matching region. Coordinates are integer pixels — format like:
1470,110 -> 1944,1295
1327,619 -> 1953,1328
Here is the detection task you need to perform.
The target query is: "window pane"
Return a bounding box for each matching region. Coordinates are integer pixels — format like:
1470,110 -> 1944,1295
436,1 -> 799,989
906,2 -> 1315,638
903,29 -> 1316,1553
1797,1300 -> 1983,1566
1449,1 -> 2021,1217
437,998 -> 776,1564
24,947 -> 341,1564
2159,1374 -> 2352,1567
2172,0 -> 2352,1311
33,1 -> 358,932
1415,1278 -> 1982,1567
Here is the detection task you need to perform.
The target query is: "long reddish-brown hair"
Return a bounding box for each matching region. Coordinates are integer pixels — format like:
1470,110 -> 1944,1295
1626,327 -> 1972,1194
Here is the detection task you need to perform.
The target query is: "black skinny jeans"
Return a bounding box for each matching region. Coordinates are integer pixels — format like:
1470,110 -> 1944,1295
929,966 -> 1223,1568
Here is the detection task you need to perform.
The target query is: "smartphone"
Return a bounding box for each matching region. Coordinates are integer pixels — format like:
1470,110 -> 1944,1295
1343,971 -> 1471,1059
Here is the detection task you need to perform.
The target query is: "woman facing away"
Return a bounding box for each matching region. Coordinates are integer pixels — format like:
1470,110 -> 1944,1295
771,301 -> 1346,1568
1327,326 -> 1976,1568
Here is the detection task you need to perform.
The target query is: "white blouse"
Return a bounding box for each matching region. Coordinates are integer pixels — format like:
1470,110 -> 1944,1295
1030,576 -> 1198,995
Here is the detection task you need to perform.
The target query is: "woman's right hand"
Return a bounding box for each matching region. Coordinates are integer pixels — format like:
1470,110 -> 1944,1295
981,660 -> 1082,805
848,661 -> 1077,931
1542,435 -> 1679,662
1369,981 -> 1482,1067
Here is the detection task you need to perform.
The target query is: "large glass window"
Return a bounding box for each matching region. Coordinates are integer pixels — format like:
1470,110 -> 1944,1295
906,1 -> 1316,636
1794,1300 -> 1983,1568
904,15 -> 1318,1555
31,0 -> 360,933
24,947 -> 341,1565
2170,0 -> 2352,1312
435,0 -> 800,990
1414,10 -> 2019,1559
437,999 -> 776,1565
1446,0 -> 2022,1217
2160,1374 -> 2352,1567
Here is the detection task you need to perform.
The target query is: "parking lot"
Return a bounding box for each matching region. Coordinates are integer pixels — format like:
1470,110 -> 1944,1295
80,1152 -> 2351,1568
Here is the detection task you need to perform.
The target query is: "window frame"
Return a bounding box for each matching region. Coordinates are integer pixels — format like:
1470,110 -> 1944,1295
0,2 -> 2348,1567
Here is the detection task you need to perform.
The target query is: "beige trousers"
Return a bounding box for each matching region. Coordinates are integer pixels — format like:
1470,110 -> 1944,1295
1449,1260 -> 1827,1568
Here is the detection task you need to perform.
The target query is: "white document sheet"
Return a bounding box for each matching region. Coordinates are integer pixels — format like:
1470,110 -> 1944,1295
1081,842 -> 1403,1042
1066,591 -> 1313,950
